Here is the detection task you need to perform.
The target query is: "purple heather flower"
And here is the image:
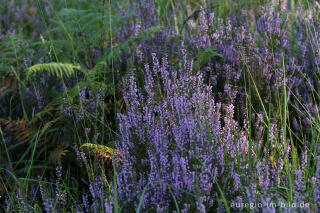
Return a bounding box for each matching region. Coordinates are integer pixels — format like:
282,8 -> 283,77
32,84 -> 44,109
104,199 -> 113,213
16,189 -> 29,212
82,195 -> 90,213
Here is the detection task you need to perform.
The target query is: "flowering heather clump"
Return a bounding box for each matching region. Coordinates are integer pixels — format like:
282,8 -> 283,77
114,52 -> 245,211
114,50 -> 320,211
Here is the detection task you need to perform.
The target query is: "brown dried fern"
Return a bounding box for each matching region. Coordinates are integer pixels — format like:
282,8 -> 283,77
80,143 -> 123,168
1,70 -> 17,90
0,118 -> 35,143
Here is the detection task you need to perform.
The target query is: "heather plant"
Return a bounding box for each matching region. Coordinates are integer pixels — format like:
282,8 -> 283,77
114,51 -> 240,211
113,50 -> 319,212
0,0 -> 47,38
1,0 -> 320,212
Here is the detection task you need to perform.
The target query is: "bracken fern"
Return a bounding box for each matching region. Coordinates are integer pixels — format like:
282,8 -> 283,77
27,63 -> 81,79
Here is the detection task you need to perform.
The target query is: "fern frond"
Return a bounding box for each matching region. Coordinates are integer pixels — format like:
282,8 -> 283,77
0,34 -> 28,73
128,26 -> 162,42
27,63 -> 81,79
40,116 -> 64,136
30,106 -> 61,124
193,47 -> 223,71
0,70 -> 17,90
58,8 -> 89,17
49,144 -> 69,163
80,143 -> 122,168
0,119 -> 35,143
30,40 -> 72,49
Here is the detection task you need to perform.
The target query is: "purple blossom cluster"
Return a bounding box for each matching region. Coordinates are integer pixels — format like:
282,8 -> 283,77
0,0 -> 49,38
113,52 -> 239,210
64,86 -> 104,123
183,3 -> 320,151
114,45 -> 320,211
3,1 -> 320,212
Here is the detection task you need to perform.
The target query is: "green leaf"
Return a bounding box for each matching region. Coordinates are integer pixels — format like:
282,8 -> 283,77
27,63 -> 81,79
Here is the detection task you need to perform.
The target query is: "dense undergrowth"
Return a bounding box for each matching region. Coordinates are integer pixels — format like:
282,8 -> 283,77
1,0 -> 320,212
